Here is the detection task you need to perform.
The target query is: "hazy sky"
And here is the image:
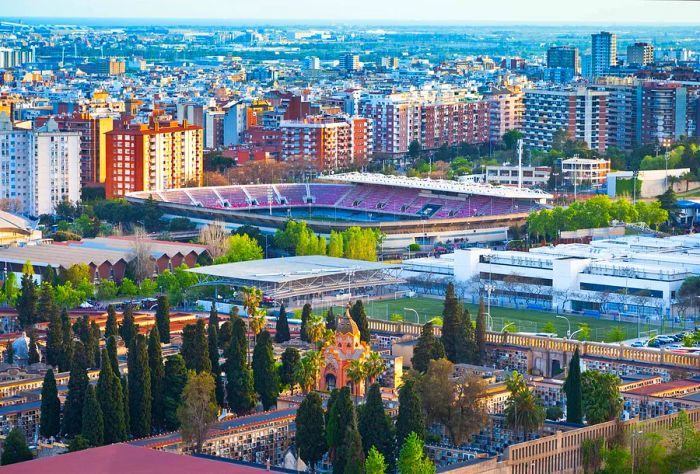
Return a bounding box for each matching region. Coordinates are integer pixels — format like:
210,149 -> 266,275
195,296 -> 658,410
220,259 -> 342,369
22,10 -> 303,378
4,0 -> 700,24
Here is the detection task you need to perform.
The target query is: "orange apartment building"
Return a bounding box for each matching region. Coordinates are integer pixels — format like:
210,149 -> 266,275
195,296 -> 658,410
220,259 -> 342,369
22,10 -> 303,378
105,119 -> 203,198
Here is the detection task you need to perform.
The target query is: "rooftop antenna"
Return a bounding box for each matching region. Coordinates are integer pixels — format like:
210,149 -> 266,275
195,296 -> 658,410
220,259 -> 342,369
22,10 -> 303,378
517,138 -> 523,190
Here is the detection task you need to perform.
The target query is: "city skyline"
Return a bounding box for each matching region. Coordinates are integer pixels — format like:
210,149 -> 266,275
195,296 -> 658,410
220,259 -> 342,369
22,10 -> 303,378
4,0 -> 700,24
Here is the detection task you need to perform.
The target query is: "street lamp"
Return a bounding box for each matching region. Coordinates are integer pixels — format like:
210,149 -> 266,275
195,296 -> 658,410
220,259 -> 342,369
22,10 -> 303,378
403,307 -> 420,324
484,283 -> 496,331
556,315 -> 571,339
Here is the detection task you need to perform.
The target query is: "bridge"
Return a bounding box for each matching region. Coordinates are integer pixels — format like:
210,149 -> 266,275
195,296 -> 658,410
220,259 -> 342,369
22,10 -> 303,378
368,318 -> 700,377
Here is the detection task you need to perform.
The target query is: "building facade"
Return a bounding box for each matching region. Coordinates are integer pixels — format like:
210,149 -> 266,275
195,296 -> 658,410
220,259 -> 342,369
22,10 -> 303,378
547,46 -> 581,75
627,43 -> 655,66
591,31 -> 617,77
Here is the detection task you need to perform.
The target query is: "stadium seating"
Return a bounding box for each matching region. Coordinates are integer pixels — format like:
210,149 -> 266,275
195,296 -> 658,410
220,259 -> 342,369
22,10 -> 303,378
216,187 -> 251,208
275,184 -> 309,205
187,188 -> 223,208
160,190 -> 194,205
308,184 -> 355,206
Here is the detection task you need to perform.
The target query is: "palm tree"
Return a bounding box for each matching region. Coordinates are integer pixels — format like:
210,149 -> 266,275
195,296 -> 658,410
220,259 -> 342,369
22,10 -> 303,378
307,314 -> 328,349
295,350 -> 323,393
346,359 -> 366,404
242,287 -> 265,351
504,371 -> 545,440
363,352 -> 385,391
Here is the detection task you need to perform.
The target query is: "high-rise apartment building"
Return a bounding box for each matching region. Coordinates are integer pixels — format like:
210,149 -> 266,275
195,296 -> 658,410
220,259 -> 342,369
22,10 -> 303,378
485,89 -> 524,143
360,93 -> 422,156
640,82 -> 697,144
522,87 -> 608,153
547,46 -> 581,74
105,119 -> 203,198
0,114 -> 80,216
0,48 -> 34,69
204,109 -> 225,149
279,115 -> 372,171
591,31 -> 617,77
591,79 -> 642,152
340,54 -> 361,72
421,101 -> 490,150
223,101 -> 248,146
627,42 -> 655,66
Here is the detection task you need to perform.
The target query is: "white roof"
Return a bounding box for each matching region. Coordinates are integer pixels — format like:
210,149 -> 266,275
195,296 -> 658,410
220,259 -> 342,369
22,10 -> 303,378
318,173 -> 552,200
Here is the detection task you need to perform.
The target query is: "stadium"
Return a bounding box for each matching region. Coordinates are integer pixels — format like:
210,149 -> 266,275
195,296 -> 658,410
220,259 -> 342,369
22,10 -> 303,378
126,173 -> 552,249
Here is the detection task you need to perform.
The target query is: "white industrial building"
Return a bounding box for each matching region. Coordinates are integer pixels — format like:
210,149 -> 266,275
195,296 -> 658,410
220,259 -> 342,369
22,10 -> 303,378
404,234 -> 700,319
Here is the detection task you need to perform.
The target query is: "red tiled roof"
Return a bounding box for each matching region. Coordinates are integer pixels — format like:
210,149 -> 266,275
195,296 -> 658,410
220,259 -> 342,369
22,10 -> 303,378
0,444 -> 264,474
624,379 -> 700,397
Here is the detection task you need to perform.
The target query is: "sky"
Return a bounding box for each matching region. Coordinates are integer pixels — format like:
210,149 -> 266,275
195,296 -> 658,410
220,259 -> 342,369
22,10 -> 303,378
4,0 -> 700,24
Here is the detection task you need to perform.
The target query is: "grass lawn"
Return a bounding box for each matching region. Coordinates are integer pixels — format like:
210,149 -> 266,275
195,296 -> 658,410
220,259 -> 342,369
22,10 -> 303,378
336,297 -> 665,342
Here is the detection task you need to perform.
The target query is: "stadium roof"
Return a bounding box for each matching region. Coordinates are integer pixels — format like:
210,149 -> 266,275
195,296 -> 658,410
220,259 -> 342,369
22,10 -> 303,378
188,256 -> 400,283
187,256 -> 403,300
318,172 -> 553,200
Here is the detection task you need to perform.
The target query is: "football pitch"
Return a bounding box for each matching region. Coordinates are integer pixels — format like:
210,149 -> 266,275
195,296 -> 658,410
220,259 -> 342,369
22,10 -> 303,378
343,297 -> 665,342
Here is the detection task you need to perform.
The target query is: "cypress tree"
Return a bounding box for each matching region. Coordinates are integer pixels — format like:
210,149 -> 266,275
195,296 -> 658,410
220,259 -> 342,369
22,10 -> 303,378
295,392 -> 327,470
475,298 -> 487,364
121,375 -> 130,435
396,379 -> 425,446
60,309 -> 74,372
74,315 -> 95,368
163,354 -> 188,431
326,386 -> 355,470
63,341 -> 89,437
81,385 -> 104,446
252,330 -> 280,410
148,327 -> 165,430
441,283 -> 464,363
325,307 -> 337,331
411,322 -> 445,373
563,348 -> 583,424
128,334 -> 152,438
274,304 -> 290,343
0,428 -> 33,465
37,281 -> 57,324
89,320 -> 101,368
4,342 -> 13,364
28,330 -> 40,364
119,303 -> 137,347
461,307 -> 476,363
279,347 -> 300,391
107,335 -> 120,376
105,304 -> 118,339
45,292 -> 63,368
300,303 -> 312,342
207,314 -> 224,407
350,300 -> 371,343
225,317 -> 256,415
339,426 -> 365,474
359,383 -> 394,467
40,369 -> 61,439
43,265 -> 57,287
16,272 -> 37,328
181,320 -> 211,373
155,295 -> 170,344
218,320 -> 232,351
97,349 -> 127,444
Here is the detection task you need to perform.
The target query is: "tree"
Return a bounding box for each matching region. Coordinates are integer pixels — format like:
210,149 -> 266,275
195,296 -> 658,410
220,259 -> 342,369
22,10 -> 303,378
81,385 -> 104,446
60,309 -> 74,372
581,371 -> 623,425
37,281 -> 57,324
295,392 -> 327,471
148,327 -> 166,430
215,234 -> 263,264
97,349 -> 127,444
363,352 -> 386,392
0,428 -> 33,465
396,379 -> 425,446
397,432 -> 435,474
504,371 -> 545,438
252,330 -> 280,410
225,318 -> 256,415
411,322 -> 445,372
503,129 -> 524,150
4,340 -> 14,365
359,383 -> 395,467
16,270 -> 37,328
350,300 -> 371,344
346,359 -> 366,403
119,303 -> 137,347
563,348 -> 583,424
326,386 -> 355,471
280,347 -> 300,392
155,295 -> 171,343
295,350 -> 323,393
119,277 -> 139,298
605,327 -> 626,343
339,426 -> 365,474
441,283 -> 465,363
177,370 -> 218,453
417,359 -> 488,446
67,435 -> 90,453
207,307 -> 225,407
300,303 -> 312,342
328,230 -> 344,258
96,279 -> 119,301
365,446 -> 388,474
326,308 -> 337,331
28,330 -> 40,364
89,321 -> 101,369
242,287 -> 266,339
163,354 -> 189,431
275,304 -> 291,343
128,334 -> 152,438
105,304 -> 118,338
198,221 -> 230,260
63,341 -> 89,437
181,320 -> 211,374
106,336 -> 120,376
40,369 -> 61,439
121,375 -> 130,436
218,320 -> 233,351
